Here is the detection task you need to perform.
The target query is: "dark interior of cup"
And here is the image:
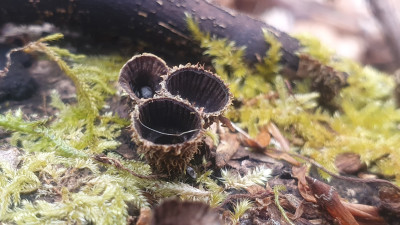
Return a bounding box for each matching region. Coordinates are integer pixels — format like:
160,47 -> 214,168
119,55 -> 168,99
134,98 -> 202,145
165,68 -> 230,113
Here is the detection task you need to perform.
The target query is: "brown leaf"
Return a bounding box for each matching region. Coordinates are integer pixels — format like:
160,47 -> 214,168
255,126 -> 271,148
342,202 -> 387,225
292,166 -> 387,225
267,122 -> 290,152
215,131 -> 240,168
264,149 -> 301,166
283,194 -> 304,220
229,122 -> 264,150
305,176 -> 359,225
335,153 -> 364,174
218,115 -> 236,132
136,208 -> 152,225
292,166 -> 316,203
292,201 -> 305,220
246,185 -> 267,195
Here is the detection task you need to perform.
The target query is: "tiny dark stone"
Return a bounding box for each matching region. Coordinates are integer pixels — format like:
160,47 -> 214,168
186,166 -> 196,179
0,45 -> 36,102
140,86 -> 153,98
0,44 -> 32,69
0,66 -> 37,102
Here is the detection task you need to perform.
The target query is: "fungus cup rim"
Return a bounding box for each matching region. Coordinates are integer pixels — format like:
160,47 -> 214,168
131,96 -> 204,152
118,53 -> 169,104
164,64 -> 233,118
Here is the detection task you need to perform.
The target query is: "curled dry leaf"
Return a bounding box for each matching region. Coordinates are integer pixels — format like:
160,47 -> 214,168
342,202 -> 386,225
293,166 -> 388,225
305,176 -> 359,225
292,166 -> 316,203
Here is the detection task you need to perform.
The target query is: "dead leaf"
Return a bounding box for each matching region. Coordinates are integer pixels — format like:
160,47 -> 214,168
215,131 -> 240,168
292,166 -> 316,203
230,122 -> 264,150
293,166 -> 387,225
305,176 -> 359,225
335,153 -> 364,174
267,122 -> 290,152
292,201 -> 305,220
136,208 -> 152,225
342,202 -> 386,225
264,149 -> 301,166
255,126 -> 271,148
218,115 -> 236,132
246,185 -> 267,195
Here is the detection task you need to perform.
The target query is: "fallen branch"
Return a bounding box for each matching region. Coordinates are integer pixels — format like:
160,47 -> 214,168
0,0 -> 300,73
368,0 -> 400,66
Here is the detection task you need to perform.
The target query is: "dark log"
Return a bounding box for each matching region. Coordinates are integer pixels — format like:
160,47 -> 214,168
0,0 -> 300,73
368,0 -> 400,69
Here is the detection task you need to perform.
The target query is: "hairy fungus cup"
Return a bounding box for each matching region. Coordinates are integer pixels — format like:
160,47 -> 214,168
119,53 -> 169,103
131,97 -> 203,175
119,53 -> 233,176
165,65 -> 232,126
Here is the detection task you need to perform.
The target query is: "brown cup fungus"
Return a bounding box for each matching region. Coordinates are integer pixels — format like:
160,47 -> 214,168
119,54 -> 233,176
165,65 -> 232,126
131,97 -> 203,175
119,53 -> 168,103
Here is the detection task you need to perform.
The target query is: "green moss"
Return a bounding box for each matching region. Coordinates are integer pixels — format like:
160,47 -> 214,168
2,15 -> 400,223
0,33 -> 274,223
187,16 -> 400,185
0,35 -> 151,224
228,199 -> 253,224
273,185 -> 294,225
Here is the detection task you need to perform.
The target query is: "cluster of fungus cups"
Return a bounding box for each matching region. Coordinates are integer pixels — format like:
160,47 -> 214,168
119,53 -> 232,176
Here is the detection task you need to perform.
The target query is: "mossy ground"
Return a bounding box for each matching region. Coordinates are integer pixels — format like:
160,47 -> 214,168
0,18 -> 399,224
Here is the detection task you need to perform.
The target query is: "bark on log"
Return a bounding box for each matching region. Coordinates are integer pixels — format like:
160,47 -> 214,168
0,0 -> 300,73
368,0 -> 400,68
